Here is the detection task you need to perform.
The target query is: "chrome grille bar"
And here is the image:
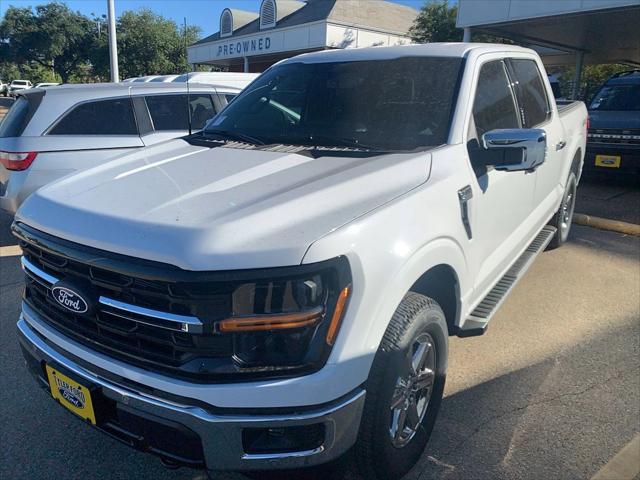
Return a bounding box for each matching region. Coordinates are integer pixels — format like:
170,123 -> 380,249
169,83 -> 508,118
98,296 -> 203,333
21,256 -> 203,334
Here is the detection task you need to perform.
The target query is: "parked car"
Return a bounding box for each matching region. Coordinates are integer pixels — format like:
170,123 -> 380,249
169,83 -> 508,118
548,74 -> 564,100
585,70 -> 640,175
0,79 -> 7,96
34,82 -> 60,89
149,75 -> 180,82
8,79 -> 32,96
173,71 -> 259,88
13,44 -> 586,479
131,75 -> 162,82
0,82 -> 245,213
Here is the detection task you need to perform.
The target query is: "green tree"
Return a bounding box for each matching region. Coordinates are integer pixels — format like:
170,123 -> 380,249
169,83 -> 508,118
113,9 -> 200,79
0,4 -> 96,82
409,0 -> 461,43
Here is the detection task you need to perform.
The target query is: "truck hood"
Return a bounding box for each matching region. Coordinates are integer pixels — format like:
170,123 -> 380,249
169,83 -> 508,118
587,110 -> 640,130
16,139 -> 432,270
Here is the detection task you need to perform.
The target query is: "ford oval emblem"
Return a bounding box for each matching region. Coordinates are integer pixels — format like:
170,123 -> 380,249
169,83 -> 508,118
51,285 -> 89,314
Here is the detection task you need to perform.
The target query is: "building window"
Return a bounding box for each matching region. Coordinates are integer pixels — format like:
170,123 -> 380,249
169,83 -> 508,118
260,0 -> 276,29
220,9 -> 233,37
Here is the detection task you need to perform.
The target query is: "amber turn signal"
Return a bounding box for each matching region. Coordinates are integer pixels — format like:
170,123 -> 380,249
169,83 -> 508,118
326,285 -> 351,346
218,306 -> 324,333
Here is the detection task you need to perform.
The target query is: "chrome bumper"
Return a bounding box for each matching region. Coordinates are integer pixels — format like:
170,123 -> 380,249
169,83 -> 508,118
17,317 -> 365,471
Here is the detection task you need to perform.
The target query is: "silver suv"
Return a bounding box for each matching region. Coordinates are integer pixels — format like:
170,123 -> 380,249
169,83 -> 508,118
0,81 -> 251,213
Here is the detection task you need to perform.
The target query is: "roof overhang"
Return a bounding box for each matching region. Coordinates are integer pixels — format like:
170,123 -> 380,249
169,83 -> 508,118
458,2 -> 640,65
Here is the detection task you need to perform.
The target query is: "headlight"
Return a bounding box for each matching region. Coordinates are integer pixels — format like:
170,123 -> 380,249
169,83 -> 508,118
215,256 -> 351,375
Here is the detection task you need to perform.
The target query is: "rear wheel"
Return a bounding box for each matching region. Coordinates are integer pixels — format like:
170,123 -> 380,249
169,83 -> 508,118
356,292 -> 448,480
547,171 -> 577,250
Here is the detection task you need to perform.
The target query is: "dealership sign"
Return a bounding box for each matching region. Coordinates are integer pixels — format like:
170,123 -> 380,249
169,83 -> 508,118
212,31 -> 290,59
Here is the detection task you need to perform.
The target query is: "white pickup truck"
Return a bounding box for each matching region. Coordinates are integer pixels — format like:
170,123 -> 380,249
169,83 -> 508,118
14,44 -> 587,479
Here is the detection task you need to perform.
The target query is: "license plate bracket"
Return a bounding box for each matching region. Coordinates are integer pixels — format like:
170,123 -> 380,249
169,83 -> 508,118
45,363 -> 99,425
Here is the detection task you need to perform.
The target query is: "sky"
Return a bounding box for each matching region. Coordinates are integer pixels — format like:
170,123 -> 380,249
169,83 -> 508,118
0,0 -> 429,39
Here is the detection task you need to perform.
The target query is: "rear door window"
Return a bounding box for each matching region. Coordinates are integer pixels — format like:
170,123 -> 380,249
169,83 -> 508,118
49,98 -> 138,135
473,61 -> 520,137
509,59 -> 550,127
145,94 -> 215,131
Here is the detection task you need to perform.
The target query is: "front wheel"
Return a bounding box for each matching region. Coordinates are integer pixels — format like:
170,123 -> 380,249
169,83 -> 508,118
547,171 -> 578,250
356,292 -> 448,480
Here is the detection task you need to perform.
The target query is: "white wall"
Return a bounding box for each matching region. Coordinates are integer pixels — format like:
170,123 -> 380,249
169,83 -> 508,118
188,21 -> 412,64
325,23 -> 410,48
457,0 -> 639,27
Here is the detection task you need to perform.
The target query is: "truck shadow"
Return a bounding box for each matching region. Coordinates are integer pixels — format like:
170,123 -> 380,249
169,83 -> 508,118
237,319 -> 639,480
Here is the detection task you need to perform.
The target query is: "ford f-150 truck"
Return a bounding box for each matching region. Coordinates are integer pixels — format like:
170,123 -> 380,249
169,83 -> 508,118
14,44 -> 587,479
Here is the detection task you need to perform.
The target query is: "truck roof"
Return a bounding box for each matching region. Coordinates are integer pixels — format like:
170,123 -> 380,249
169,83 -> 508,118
281,42 -> 537,65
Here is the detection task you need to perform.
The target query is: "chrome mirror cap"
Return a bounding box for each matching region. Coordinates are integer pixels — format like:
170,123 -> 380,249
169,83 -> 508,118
482,128 -> 547,171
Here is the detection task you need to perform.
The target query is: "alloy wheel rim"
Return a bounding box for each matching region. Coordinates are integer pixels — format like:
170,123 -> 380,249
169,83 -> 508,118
561,183 -> 576,232
389,332 -> 436,448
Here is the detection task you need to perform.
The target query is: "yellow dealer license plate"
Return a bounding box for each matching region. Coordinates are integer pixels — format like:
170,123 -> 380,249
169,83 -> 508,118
45,364 -> 97,425
595,154 -> 621,168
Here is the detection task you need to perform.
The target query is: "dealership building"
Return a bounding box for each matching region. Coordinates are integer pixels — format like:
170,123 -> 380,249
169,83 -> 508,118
187,0 -> 419,72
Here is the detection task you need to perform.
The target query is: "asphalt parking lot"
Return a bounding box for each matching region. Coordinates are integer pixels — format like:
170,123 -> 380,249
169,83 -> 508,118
1,181 -> 639,480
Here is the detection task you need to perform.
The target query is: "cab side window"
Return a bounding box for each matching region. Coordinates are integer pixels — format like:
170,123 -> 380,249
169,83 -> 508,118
509,59 -> 550,127
473,61 -> 520,137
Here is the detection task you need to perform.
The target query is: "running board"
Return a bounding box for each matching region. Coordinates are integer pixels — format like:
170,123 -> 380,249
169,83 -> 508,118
456,225 -> 557,338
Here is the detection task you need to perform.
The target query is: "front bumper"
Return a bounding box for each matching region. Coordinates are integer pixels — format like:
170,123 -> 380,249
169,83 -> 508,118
584,143 -> 640,175
17,316 -> 365,471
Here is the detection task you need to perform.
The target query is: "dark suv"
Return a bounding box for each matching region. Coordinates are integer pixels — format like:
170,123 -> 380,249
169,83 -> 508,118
585,70 -> 640,176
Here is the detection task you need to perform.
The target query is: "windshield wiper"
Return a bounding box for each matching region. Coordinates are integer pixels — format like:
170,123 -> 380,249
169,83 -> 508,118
204,129 -> 266,146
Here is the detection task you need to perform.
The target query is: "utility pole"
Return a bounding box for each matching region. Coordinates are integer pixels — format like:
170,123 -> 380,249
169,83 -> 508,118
107,0 -> 119,82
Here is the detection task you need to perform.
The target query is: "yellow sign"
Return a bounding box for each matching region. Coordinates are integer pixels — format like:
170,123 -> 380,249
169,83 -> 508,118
595,155 -> 621,168
45,365 -> 97,425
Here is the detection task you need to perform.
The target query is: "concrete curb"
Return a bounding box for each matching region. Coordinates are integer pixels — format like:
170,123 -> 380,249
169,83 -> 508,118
573,213 -> 640,236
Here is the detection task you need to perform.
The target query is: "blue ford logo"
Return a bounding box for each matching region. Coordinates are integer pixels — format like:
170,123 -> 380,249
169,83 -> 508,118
51,285 -> 89,314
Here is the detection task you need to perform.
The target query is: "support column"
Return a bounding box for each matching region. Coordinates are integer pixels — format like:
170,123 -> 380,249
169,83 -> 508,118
107,0 -> 119,82
572,51 -> 584,100
243,57 -> 249,73
463,27 -> 472,43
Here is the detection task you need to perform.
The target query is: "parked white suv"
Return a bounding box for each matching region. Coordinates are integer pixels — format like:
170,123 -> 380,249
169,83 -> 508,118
8,79 -> 32,96
13,44 -> 587,479
0,81 -> 251,213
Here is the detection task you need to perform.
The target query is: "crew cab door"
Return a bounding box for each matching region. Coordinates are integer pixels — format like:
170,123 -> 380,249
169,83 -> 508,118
507,58 -> 566,220
463,57 -> 538,300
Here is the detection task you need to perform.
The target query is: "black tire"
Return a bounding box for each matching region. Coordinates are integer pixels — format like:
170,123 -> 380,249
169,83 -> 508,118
356,292 -> 448,480
547,171 -> 578,250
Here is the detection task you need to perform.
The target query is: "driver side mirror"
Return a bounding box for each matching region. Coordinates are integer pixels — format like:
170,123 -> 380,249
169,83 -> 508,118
481,128 -> 547,171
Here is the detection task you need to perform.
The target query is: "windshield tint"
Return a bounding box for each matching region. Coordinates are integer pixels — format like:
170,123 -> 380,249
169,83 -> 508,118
589,83 -> 640,111
204,57 -> 463,151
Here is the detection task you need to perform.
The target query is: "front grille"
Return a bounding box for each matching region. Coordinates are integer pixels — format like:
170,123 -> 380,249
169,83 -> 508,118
587,128 -> 640,146
16,224 -> 247,382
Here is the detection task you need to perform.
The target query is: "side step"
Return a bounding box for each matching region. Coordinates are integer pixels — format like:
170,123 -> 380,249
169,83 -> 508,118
456,225 -> 557,338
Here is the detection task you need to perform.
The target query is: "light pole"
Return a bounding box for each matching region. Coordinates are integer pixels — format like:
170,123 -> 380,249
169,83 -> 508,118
107,0 -> 119,82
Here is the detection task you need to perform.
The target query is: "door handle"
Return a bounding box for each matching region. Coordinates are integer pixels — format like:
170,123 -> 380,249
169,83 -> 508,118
458,185 -> 473,240
556,141 -> 566,151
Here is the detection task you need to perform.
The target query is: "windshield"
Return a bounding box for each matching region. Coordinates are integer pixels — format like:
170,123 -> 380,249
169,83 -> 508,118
204,57 -> 463,151
589,83 -> 640,111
